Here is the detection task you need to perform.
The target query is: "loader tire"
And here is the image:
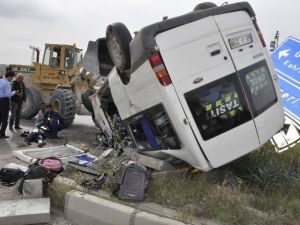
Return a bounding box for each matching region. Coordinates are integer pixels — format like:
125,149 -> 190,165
106,22 -> 132,72
21,87 -> 42,119
50,88 -> 75,128
81,89 -> 95,113
193,2 -> 217,11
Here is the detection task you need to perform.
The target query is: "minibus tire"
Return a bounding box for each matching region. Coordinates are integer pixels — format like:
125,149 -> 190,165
193,2 -> 217,11
106,22 -> 132,72
81,89 -> 95,113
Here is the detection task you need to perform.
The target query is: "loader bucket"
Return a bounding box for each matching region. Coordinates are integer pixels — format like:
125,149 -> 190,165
83,38 -> 114,77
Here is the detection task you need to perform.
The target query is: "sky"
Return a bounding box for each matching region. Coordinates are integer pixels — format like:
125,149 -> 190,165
0,0 -> 299,65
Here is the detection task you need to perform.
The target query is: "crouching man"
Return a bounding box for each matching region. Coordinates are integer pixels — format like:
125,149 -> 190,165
37,104 -> 64,138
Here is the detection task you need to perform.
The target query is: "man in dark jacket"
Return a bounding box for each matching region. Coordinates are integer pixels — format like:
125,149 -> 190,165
37,104 -> 64,138
9,73 -> 26,130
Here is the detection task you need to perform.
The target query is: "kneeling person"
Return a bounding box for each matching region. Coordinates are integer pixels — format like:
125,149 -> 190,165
38,104 -> 64,138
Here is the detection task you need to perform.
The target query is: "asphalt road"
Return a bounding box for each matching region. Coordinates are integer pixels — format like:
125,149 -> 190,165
0,115 -> 98,225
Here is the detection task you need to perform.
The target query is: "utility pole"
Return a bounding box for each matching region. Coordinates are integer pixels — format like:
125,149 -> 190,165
270,31 -> 280,52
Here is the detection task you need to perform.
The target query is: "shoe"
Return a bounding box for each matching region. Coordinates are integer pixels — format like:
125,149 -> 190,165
14,127 -> 23,130
37,141 -> 46,148
9,127 -> 13,131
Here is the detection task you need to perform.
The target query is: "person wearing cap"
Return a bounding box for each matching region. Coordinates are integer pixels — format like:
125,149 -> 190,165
0,71 -> 16,139
37,104 -> 64,138
9,73 -> 26,130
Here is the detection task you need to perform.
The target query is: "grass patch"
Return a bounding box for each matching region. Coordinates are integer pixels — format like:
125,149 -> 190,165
146,142 -> 300,225
47,180 -> 75,208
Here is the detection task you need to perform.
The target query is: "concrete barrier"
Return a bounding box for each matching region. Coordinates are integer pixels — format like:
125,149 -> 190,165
0,198 -> 50,225
65,191 -> 191,225
65,191 -> 135,225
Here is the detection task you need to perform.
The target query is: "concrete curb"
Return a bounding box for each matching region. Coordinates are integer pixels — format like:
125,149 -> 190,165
65,191 -> 187,225
55,176 -> 219,225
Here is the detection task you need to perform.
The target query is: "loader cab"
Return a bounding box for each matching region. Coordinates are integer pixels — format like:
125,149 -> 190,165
42,44 -> 81,69
37,44 -> 82,85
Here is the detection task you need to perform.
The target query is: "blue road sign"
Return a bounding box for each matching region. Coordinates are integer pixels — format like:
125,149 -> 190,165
272,36 -> 300,125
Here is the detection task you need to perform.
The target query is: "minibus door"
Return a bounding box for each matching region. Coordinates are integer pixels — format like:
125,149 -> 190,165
213,11 -> 284,145
155,16 -> 260,168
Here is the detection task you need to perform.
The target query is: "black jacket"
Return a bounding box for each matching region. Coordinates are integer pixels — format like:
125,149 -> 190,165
11,80 -> 26,103
43,110 -> 64,125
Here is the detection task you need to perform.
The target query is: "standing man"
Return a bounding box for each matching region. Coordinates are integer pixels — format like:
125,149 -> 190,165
9,73 -> 26,130
0,71 -> 16,138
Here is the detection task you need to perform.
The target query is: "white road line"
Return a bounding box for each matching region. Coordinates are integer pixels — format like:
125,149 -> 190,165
278,74 -> 300,90
276,69 -> 300,85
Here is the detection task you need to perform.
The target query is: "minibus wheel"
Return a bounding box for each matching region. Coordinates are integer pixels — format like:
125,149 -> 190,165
193,2 -> 217,11
106,22 -> 132,72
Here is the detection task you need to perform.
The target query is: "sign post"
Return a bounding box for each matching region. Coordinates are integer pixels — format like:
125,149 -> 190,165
271,36 -> 300,151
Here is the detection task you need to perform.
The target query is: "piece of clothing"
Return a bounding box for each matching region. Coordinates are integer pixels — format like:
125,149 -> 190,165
36,109 -> 45,124
36,119 -> 59,137
43,111 -> 63,124
10,80 -> 26,103
49,119 -> 59,137
0,98 -> 10,136
0,78 -> 15,98
9,101 -> 23,128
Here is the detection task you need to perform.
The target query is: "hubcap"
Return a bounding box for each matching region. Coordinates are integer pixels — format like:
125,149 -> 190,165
53,100 -> 61,112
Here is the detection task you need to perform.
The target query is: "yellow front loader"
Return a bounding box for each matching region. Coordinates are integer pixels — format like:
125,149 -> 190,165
9,43 -> 83,127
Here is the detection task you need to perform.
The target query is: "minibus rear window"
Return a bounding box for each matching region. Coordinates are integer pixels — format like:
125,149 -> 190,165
185,74 -> 252,140
239,60 -> 277,116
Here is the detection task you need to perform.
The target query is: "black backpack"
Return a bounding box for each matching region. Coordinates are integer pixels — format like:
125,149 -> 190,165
0,168 -> 25,186
116,163 -> 149,202
17,157 -> 64,194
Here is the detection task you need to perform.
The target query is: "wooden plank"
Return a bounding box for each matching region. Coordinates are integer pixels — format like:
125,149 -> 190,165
123,148 -> 174,171
68,162 -> 101,175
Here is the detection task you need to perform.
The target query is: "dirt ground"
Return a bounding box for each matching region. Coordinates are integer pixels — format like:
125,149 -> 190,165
0,115 -> 99,225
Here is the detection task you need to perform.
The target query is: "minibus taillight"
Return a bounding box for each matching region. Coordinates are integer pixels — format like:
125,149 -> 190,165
149,53 -> 172,86
252,18 -> 266,48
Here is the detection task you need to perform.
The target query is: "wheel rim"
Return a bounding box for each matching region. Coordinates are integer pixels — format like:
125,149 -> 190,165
53,99 -> 61,112
108,33 -> 123,65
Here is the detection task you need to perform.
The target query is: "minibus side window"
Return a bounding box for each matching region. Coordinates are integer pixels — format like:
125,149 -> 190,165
239,60 -> 277,116
185,74 -> 252,140
128,105 -> 181,151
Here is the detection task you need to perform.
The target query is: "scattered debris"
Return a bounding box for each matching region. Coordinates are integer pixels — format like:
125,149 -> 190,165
0,166 -> 25,186
21,128 -> 46,148
13,144 -> 94,164
124,147 -> 175,171
68,162 -> 101,176
17,157 -> 64,195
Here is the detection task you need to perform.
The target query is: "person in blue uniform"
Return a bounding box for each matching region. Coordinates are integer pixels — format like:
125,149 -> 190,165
0,71 -> 16,138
